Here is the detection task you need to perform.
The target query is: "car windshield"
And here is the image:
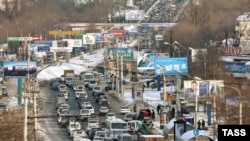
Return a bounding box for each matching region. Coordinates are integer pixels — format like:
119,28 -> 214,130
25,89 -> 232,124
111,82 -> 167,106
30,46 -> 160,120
85,106 -> 93,109
121,106 -> 129,109
94,87 -> 101,90
107,113 -> 115,116
89,120 -> 98,123
81,109 -> 90,114
101,107 -> 108,110
90,81 -> 96,84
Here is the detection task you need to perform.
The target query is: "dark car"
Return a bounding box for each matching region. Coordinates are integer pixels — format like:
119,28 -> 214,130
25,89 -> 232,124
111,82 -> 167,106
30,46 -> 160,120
88,127 -> 103,140
94,92 -> 105,103
104,82 -> 116,91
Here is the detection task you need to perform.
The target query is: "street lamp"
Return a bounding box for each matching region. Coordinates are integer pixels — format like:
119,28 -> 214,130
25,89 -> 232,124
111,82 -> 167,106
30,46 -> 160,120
164,42 -> 180,57
173,41 -> 189,57
189,47 -> 207,80
221,85 -> 242,125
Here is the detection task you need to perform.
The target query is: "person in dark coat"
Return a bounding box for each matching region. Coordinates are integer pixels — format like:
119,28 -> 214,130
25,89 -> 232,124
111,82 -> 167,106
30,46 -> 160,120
171,107 -> 175,118
157,104 -> 161,115
151,109 -> 155,121
133,104 -> 137,113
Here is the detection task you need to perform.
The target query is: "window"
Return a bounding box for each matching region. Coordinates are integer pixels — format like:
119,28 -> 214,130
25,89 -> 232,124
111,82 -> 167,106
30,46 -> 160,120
111,123 -> 127,129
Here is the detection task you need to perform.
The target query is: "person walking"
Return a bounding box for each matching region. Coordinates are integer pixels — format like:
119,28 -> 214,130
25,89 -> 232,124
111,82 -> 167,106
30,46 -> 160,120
157,104 -> 161,115
151,109 -> 155,121
171,107 -> 175,119
133,104 -> 137,113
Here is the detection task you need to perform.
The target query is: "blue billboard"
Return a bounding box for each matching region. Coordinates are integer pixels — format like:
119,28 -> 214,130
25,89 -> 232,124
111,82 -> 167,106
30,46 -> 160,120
137,53 -> 169,70
154,57 -> 188,75
3,61 -> 37,77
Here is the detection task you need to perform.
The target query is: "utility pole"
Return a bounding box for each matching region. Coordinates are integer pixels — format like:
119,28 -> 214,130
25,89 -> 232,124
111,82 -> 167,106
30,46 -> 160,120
120,54 -> 124,98
33,81 -> 38,141
163,74 -> 167,124
116,53 -> 120,95
169,30 -> 173,57
23,37 -> 30,141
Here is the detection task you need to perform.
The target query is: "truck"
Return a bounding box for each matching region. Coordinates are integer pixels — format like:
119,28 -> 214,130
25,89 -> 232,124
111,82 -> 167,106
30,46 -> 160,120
62,70 -> 75,86
74,81 -> 85,91
80,72 -> 95,87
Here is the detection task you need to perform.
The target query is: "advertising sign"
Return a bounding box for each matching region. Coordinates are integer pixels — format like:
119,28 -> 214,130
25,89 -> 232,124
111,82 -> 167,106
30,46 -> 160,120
3,61 -> 37,77
109,29 -> 126,39
123,25 -> 138,33
62,39 -> 82,47
103,34 -> 114,43
134,84 -> 143,101
141,23 -> 177,28
125,10 -> 145,21
190,48 -> 207,63
82,35 -> 95,44
183,80 -> 224,101
154,58 -> 188,75
155,35 -> 164,41
50,47 -> 72,52
107,48 -> 134,61
137,53 -> 169,70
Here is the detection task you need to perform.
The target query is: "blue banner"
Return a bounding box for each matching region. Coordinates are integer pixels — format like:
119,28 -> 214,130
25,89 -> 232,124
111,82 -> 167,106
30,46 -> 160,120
3,61 -> 37,77
154,57 -> 188,75
137,53 -> 169,70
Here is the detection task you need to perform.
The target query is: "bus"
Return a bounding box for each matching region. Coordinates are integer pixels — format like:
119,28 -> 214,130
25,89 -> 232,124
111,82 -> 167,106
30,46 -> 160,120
105,118 -> 128,138
80,72 -> 95,86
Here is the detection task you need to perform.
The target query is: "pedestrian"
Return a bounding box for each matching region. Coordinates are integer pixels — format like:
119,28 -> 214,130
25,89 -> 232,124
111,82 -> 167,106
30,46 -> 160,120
171,107 -> 175,119
133,104 -> 137,113
157,104 -> 161,115
198,120 -> 201,129
151,109 -> 155,121
201,120 -> 205,129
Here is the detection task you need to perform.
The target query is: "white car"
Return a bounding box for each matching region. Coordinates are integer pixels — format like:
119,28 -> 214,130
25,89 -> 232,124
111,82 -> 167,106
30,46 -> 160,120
88,80 -> 97,90
67,121 -> 81,138
58,108 -> 71,117
57,84 -> 68,91
72,130 -> 88,141
99,106 -> 109,115
106,112 -> 116,120
82,105 -> 95,114
87,118 -> 99,131
79,109 -> 92,120
92,86 -> 102,95
80,101 -> 92,109
120,105 -> 131,114
75,91 -> 88,100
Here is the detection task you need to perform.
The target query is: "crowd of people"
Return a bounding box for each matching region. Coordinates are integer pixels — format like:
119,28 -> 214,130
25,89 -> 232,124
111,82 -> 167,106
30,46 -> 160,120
133,104 -> 156,121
